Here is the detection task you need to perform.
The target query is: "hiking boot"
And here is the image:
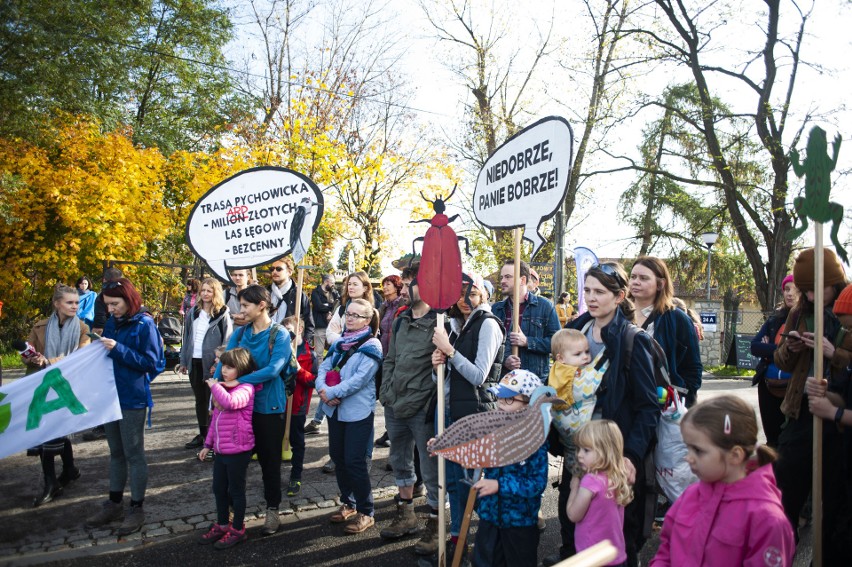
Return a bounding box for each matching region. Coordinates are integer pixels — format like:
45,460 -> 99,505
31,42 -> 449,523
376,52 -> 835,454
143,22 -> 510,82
414,516 -> 440,555
198,523 -> 228,545
380,500 -> 418,540
82,426 -> 106,441
58,466 -> 81,487
412,482 -> 426,498
322,459 -> 335,473
344,512 -> 375,534
85,499 -> 124,529
304,420 -> 321,435
262,508 -> 280,535
287,479 -> 301,497
417,541 -> 471,567
185,435 -> 204,449
330,504 -> 357,523
117,505 -> 145,536
374,431 -> 390,447
214,525 -> 247,549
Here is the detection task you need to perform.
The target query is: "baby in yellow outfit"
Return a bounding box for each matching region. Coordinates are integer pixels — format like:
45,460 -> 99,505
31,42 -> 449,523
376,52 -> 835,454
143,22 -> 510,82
548,329 -> 592,406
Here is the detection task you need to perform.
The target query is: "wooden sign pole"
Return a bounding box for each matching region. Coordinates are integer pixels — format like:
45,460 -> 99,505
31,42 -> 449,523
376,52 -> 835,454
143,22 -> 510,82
512,228 -> 523,357
812,225 -> 824,567
436,313 -> 447,567
282,266 -> 306,460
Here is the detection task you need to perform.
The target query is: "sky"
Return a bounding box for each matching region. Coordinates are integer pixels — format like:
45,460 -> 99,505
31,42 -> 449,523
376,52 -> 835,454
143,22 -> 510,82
228,0 -> 852,272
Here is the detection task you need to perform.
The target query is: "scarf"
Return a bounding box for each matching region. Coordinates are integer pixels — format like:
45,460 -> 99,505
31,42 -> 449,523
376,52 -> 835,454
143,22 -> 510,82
333,326 -> 383,363
44,311 -> 81,360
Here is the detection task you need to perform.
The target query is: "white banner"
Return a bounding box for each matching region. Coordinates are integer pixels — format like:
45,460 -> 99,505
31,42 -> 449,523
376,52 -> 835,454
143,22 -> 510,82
573,246 -> 599,315
0,343 -> 121,460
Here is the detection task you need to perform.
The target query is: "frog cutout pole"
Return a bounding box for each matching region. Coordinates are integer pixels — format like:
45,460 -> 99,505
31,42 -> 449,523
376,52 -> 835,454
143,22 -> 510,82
788,126 -> 845,567
410,187 -> 468,567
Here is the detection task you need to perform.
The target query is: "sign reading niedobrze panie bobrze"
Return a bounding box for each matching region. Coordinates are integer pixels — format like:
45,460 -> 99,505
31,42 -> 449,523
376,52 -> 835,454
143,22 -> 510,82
473,116 -> 573,259
185,166 -> 324,282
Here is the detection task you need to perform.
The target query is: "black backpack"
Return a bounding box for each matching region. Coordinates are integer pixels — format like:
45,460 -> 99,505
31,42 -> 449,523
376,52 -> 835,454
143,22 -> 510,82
622,323 -> 687,396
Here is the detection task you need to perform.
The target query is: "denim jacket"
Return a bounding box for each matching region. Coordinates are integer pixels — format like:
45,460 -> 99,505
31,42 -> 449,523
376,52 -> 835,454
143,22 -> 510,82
491,293 -> 561,379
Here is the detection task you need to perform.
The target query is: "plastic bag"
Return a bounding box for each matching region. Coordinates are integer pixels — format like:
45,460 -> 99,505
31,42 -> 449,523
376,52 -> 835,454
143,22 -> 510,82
654,392 -> 697,502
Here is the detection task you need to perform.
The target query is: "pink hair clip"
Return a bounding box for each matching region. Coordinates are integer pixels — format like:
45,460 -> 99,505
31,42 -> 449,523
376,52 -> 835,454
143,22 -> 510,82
724,414 -> 732,435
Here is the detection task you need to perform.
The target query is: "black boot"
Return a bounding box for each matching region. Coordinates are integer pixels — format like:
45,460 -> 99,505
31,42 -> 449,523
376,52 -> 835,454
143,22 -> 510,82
57,439 -> 80,487
33,455 -> 62,507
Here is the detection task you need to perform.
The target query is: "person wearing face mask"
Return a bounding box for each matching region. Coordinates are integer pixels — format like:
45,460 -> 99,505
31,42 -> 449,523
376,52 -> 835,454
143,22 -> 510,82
23,285 -> 91,507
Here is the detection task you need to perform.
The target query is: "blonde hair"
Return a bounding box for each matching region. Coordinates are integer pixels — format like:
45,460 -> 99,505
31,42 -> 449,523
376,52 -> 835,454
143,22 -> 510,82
348,298 -> 379,335
551,328 -> 588,358
574,420 -> 634,507
200,277 -> 226,316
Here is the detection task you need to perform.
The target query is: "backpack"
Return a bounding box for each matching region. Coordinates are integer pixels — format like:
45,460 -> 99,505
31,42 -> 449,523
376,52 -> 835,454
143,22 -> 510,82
234,323 -> 299,396
622,323 -> 687,397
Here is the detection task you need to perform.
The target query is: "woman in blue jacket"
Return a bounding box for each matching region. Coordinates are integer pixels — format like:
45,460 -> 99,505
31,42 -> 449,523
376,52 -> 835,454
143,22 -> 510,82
85,278 -> 164,537
546,263 -> 658,567
217,284 -> 292,536
628,257 -> 703,406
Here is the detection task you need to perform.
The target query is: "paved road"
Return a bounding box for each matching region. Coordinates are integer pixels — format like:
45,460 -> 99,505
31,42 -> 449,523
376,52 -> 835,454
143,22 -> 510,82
1,375 -> 812,566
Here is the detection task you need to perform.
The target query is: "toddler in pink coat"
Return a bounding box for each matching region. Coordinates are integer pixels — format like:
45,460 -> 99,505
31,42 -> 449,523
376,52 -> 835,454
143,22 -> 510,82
651,395 -> 795,567
197,348 -> 257,550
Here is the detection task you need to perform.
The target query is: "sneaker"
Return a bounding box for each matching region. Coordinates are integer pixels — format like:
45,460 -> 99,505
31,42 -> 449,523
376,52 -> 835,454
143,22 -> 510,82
344,512 -> 375,534
374,431 -> 390,447
82,426 -> 106,442
117,505 -> 145,536
198,523 -> 228,545
330,504 -> 357,523
412,482 -> 426,498
380,500 -> 418,540
287,479 -> 301,497
304,420 -> 321,435
322,459 -> 335,474
214,525 -> 247,549
262,508 -> 280,535
185,435 -> 204,449
414,516 -> 440,555
58,466 -> 81,487
85,499 -> 123,529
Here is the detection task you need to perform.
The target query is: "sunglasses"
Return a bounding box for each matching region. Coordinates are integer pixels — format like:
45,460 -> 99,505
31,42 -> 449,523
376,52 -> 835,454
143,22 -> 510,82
590,263 -> 627,288
268,266 -> 286,272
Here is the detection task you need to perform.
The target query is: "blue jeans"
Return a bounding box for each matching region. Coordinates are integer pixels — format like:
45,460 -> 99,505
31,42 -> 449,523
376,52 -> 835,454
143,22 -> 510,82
385,405 -> 440,509
104,408 -> 148,502
213,450 -> 252,529
328,412 -> 374,516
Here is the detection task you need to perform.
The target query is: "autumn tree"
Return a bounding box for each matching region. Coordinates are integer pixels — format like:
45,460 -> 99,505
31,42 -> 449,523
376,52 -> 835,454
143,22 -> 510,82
636,0 -> 812,311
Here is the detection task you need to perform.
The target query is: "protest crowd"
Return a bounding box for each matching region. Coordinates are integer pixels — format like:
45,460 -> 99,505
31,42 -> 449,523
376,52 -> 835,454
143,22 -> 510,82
7,247 -> 852,567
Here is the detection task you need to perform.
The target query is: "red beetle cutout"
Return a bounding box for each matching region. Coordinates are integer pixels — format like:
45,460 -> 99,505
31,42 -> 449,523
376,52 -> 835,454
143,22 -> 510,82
411,186 -> 470,310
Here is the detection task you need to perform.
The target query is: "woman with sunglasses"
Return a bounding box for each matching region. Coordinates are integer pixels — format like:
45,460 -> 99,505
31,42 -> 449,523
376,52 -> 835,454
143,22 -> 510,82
85,278 -> 164,537
178,278 -> 233,453
545,263 -> 658,567
315,298 -> 382,534
628,257 -> 702,407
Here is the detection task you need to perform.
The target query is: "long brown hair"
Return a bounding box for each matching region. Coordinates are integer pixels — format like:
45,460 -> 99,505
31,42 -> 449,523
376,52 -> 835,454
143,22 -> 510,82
585,262 -> 634,322
630,256 -> 675,313
341,271 -> 374,307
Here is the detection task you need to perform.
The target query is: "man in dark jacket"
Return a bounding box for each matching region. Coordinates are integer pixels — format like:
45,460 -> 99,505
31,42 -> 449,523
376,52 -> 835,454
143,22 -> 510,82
310,274 -> 338,355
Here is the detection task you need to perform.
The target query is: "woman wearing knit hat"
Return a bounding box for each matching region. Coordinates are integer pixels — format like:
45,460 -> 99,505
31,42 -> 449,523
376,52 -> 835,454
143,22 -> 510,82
773,247 -> 849,562
750,274 -> 799,447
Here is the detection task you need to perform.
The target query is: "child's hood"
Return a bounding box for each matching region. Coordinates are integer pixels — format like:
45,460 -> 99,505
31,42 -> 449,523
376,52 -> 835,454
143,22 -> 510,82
698,463 -> 783,504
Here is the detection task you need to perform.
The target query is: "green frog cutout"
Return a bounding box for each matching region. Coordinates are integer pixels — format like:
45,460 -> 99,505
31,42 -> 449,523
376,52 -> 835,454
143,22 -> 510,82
788,126 -> 848,264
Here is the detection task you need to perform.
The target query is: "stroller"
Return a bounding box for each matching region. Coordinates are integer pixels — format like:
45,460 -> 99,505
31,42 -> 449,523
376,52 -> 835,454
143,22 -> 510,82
158,312 -> 183,372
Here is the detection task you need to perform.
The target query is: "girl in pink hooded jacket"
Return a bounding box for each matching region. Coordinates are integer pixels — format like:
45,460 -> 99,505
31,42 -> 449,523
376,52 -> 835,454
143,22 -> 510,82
651,395 -> 795,567
198,348 -> 257,550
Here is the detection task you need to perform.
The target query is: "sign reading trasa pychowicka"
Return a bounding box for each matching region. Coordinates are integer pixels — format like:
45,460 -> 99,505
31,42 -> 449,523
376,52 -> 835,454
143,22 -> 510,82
186,166 -> 324,282
473,116 -> 573,259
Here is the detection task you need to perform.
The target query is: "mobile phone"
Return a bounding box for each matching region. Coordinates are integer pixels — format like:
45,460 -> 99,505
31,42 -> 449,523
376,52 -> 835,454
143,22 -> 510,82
87,332 -> 102,341
780,332 -> 800,341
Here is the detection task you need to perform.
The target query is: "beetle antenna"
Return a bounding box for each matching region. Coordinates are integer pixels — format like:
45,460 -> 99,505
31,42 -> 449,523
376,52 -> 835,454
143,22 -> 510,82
446,184 -> 458,202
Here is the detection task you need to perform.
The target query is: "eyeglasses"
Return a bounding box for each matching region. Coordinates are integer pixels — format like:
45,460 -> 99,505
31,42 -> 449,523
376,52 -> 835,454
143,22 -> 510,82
344,311 -> 369,320
269,266 -> 285,272
103,281 -> 123,290
591,263 -> 627,288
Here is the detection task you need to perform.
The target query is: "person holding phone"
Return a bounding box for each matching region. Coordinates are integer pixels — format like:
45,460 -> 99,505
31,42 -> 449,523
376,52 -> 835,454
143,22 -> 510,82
23,285 -> 90,507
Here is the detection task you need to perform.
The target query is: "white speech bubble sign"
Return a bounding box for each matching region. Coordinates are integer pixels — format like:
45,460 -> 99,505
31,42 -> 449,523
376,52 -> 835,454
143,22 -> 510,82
185,166 -> 324,282
473,116 -> 573,259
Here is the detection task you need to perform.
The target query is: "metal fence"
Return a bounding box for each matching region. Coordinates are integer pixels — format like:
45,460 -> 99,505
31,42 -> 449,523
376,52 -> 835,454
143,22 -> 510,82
721,310 -> 774,368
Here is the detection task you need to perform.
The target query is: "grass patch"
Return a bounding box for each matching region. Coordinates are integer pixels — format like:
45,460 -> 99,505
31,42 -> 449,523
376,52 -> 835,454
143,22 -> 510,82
706,364 -> 754,378
1,351 -> 25,370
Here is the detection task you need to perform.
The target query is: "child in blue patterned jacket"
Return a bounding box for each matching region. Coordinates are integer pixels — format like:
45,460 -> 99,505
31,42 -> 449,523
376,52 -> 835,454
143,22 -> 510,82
471,370 -> 550,567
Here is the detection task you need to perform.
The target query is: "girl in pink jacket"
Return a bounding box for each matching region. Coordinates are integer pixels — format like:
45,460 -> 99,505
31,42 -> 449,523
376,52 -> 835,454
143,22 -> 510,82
651,395 -> 795,567
197,348 -> 257,550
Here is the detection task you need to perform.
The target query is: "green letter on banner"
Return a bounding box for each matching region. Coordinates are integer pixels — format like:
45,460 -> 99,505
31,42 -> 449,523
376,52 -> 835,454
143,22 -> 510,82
0,392 -> 10,434
27,369 -> 87,430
